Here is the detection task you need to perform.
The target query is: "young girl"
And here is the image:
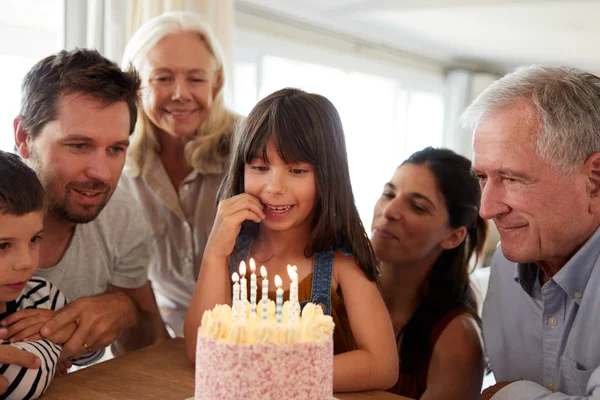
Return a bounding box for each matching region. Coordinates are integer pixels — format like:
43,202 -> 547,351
185,88 -> 398,392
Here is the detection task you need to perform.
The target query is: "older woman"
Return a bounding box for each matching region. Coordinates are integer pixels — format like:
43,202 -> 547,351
372,147 -> 487,399
120,11 -> 240,336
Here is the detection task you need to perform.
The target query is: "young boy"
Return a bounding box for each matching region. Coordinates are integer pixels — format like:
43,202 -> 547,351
0,151 -> 102,399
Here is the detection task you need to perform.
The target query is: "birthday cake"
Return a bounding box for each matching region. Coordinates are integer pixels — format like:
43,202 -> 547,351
195,264 -> 334,400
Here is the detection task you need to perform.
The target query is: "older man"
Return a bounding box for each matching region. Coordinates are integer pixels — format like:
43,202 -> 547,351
2,48 -> 169,362
463,66 -> 600,399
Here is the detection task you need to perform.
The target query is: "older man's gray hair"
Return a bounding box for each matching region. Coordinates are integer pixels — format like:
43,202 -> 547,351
460,66 -> 600,174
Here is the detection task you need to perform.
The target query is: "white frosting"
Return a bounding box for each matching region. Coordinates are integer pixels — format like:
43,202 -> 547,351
200,301 -> 334,345
301,302 -> 324,319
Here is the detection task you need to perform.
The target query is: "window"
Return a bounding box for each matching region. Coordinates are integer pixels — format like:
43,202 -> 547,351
0,0 -> 64,152
233,28 -> 445,232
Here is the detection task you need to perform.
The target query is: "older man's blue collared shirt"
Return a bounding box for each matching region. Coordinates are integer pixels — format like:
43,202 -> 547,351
483,227 -> 600,399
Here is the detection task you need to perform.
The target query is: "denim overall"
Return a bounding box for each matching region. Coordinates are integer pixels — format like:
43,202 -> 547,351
228,231 -> 336,315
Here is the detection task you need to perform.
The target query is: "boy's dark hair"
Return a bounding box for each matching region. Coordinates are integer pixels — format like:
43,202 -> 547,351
19,48 -> 141,137
219,87 -> 378,281
0,150 -> 45,215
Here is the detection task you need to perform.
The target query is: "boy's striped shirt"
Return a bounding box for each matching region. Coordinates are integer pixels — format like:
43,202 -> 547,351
0,277 -> 104,399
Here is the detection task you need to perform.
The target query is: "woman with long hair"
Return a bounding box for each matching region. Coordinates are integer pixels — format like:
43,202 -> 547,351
372,147 -> 487,399
120,11 -> 240,336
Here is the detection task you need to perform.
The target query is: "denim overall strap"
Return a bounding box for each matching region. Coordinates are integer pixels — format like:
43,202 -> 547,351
299,249 -> 335,316
229,231 -> 252,276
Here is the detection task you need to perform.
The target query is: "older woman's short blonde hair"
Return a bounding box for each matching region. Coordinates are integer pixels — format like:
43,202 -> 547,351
122,11 -> 239,177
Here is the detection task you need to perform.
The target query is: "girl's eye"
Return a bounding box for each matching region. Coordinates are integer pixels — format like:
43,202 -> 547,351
0,242 -> 10,250
251,165 -> 268,172
382,191 -> 394,199
290,169 -> 308,175
30,235 -> 42,244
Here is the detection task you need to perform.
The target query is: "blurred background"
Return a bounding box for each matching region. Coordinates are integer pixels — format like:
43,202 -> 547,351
2,0 -> 594,265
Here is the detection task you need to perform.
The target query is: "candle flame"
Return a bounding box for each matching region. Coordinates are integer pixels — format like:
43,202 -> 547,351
232,272 -> 240,283
274,274 -> 282,287
260,265 -> 267,278
249,258 -> 256,273
287,264 -> 296,279
239,261 -> 246,277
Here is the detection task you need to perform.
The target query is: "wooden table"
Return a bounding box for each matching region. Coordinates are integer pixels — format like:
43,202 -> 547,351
41,338 -> 408,399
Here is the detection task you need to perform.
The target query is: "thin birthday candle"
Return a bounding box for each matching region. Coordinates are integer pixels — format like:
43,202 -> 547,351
232,272 -> 240,324
239,261 -> 247,321
292,265 -> 299,321
287,265 -> 298,324
260,266 -> 269,321
249,258 -> 257,317
275,275 -> 283,325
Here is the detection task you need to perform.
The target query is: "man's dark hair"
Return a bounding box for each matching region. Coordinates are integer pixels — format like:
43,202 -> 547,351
0,150 -> 45,215
19,48 -> 141,137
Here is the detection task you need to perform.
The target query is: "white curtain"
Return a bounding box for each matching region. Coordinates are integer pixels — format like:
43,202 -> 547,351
126,0 -> 235,86
67,0 -> 235,99
86,0 -> 128,63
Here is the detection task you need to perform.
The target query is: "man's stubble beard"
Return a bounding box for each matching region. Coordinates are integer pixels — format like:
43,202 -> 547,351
29,147 -> 110,224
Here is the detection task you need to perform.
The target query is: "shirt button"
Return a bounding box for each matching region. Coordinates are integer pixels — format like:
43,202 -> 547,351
183,256 -> 191,264
547,380 -> 554,390
548,316 -> 558,327
574,290 -> 582,299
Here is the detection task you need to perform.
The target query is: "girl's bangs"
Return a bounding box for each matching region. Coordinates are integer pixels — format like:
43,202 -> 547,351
241,110 -> 317,166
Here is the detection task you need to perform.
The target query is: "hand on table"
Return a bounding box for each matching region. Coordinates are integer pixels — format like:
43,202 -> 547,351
55,358 -> 73,377
39,292 -> 136,359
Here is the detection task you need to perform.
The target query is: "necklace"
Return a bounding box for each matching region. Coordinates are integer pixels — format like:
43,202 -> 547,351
249,238 -> 276,264
250,251 -> 275,264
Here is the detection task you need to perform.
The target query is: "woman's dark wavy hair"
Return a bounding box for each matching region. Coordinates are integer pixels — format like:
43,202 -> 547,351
399,147 -> 487,374
218,88 -> 378,281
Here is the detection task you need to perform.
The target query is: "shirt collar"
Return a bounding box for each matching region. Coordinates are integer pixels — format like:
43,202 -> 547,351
513,226 -> 600,303
514,263 -> 539,297
142,145 -> 201,184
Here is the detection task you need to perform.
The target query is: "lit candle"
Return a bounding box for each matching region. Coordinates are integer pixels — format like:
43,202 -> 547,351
275,275 -> 283,325
232,272 -> 240,324
249,258 -> 257,318
287,265 -> 299,324
239,261 -> 247,321
260,266 -> 269,321
292,265 -> 299,322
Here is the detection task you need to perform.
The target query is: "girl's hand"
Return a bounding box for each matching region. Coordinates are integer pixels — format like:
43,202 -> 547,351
205,194 -> 265,259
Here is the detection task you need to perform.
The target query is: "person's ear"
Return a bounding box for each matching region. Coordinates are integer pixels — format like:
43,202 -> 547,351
440,226 -> 467,250
14,116 -> 31,159
585,152 -> 600,213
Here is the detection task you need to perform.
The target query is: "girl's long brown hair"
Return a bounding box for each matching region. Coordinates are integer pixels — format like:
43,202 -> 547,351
218,88 -> 377,281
